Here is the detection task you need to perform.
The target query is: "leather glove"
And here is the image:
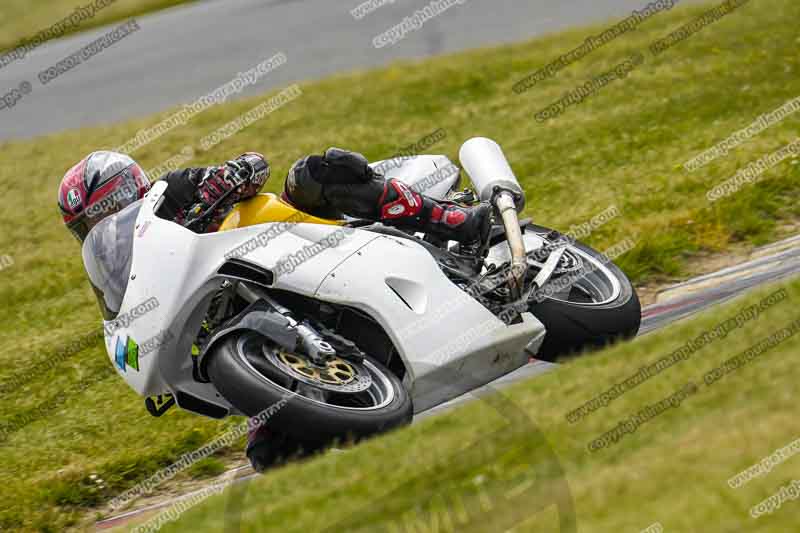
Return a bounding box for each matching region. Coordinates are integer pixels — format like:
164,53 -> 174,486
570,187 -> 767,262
232,152 -> 270,198
196,166 -> 240,206
196,152 -> 270,206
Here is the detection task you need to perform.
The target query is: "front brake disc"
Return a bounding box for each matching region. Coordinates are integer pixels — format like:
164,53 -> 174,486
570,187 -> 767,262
263,346 -> 373,393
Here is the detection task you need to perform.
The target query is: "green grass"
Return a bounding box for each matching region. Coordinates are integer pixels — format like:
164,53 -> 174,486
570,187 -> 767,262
0,0 -> 195,55
186,458 -> 228,479
144,277 -> 800,533
0,0 -> 799,530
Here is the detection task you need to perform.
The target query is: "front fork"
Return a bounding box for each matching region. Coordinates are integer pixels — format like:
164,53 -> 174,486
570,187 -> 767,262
235,283 -> 336,364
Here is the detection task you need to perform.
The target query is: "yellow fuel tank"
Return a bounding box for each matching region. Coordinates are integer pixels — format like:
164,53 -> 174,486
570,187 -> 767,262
219,193 -> 343,231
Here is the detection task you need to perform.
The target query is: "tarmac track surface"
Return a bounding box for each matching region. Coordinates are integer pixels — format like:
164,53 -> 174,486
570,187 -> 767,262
0,0 -> 702,141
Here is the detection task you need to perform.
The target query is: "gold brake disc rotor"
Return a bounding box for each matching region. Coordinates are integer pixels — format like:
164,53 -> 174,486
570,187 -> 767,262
266,348 -> 373,393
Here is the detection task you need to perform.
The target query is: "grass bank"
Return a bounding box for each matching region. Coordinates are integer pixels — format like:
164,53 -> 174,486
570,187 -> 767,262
147,276 -> 800,532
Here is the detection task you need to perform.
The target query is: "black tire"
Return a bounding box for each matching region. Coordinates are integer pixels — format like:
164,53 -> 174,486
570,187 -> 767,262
525,224 -> 641,361
206,332 -> 413,446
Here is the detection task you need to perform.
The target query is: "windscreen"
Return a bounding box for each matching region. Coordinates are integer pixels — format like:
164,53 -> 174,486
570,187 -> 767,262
82,200 -> 142,320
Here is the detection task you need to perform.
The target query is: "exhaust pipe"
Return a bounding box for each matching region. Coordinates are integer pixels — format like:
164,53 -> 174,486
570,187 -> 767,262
494,191 -> 527,298
459,138 -> 527,299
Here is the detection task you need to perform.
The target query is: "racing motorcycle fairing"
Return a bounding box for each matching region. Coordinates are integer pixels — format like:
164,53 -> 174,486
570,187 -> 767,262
100,178 -> 545,417
316,235 -> 544,413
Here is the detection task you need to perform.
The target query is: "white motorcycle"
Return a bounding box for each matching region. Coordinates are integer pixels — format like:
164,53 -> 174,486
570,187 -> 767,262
88,138 -> 640,444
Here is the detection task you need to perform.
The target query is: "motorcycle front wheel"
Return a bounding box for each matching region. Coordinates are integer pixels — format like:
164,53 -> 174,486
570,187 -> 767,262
206,331 -> 413,445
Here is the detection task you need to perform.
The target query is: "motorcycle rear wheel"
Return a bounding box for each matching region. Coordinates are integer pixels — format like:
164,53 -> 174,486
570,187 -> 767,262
524,224 -> 641,361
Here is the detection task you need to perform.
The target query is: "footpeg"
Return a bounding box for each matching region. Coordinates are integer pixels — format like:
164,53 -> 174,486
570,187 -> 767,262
145,393 -> 175,417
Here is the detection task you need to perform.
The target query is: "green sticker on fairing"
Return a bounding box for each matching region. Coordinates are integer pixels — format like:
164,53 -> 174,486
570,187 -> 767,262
125,337 -> 140,371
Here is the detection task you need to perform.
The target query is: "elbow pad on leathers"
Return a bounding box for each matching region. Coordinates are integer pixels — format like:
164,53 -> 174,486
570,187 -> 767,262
157,168 -> 204,219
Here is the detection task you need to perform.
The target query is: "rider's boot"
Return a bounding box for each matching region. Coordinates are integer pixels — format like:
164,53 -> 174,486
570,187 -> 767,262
246,425 -> 322,472
246,426 -> 298,472
246,426 -> 276,473
378,179 -> 492,245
